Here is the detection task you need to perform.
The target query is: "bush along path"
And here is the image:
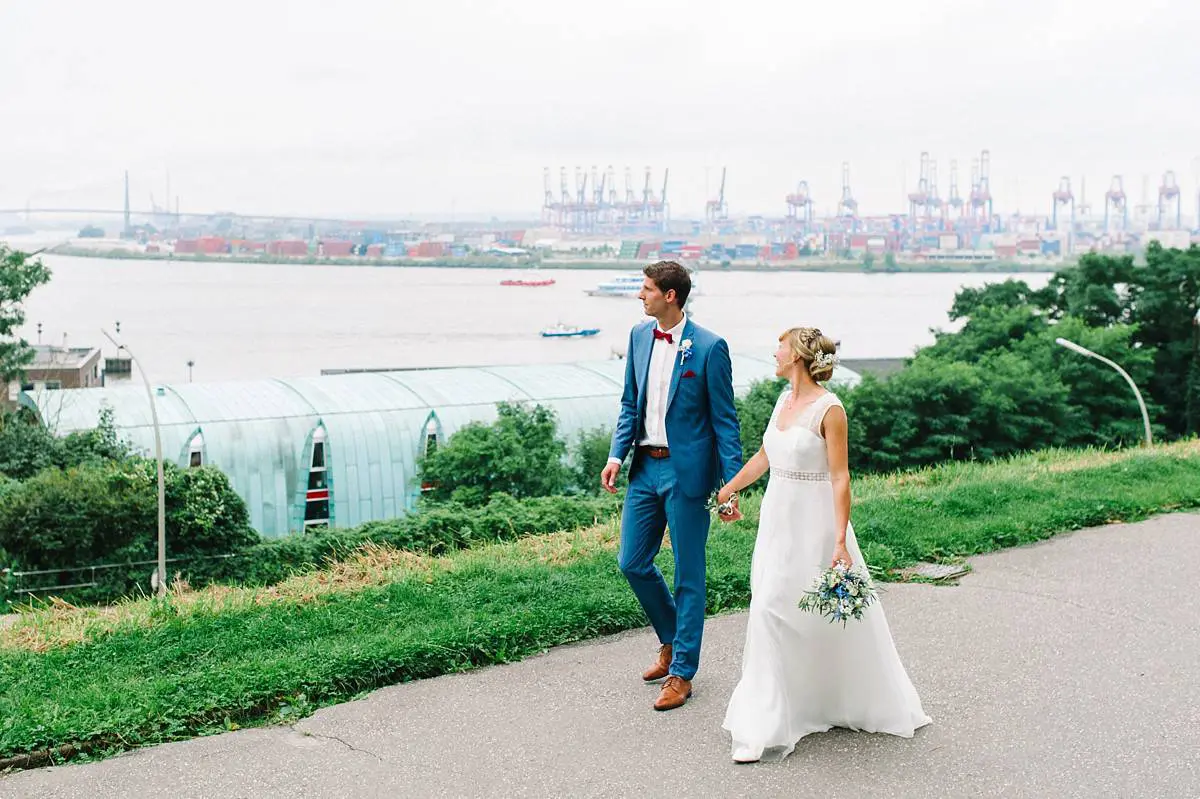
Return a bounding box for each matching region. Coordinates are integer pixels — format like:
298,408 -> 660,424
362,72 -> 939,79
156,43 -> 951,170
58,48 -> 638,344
2,441 -> 1200,770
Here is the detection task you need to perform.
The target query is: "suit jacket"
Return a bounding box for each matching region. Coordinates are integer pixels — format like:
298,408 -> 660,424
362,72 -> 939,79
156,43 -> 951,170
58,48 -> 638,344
609,317 -> 743,498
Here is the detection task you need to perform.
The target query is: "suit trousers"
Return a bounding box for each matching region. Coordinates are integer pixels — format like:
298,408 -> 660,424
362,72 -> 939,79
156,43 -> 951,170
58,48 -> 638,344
617,453 -> 711,681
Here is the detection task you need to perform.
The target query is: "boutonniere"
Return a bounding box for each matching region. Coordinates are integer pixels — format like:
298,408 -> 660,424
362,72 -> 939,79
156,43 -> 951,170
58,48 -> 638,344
679,339 -> 694,362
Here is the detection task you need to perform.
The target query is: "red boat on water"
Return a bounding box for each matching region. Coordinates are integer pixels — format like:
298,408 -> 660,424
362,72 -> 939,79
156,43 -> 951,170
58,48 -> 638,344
500,278 -> 556,287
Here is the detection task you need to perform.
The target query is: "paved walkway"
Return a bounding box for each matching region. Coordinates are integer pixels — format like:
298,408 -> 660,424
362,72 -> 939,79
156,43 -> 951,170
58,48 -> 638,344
4,514 -> 1199,798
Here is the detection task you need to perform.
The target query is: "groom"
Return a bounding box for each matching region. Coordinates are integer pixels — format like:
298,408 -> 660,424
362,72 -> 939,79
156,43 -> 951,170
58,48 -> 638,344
601,260 -> 743,711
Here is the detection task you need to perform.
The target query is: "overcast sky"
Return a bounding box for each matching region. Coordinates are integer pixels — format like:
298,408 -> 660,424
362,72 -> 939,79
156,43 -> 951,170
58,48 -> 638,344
3,0 -> 1199,222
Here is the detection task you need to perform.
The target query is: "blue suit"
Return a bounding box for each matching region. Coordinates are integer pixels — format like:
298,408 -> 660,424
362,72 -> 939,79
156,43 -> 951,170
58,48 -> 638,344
609,317 -> 743,680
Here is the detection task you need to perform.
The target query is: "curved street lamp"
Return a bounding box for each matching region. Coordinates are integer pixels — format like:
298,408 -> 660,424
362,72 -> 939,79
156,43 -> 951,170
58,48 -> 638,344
1055,337 -> 1152,447
102,329 -> 167,596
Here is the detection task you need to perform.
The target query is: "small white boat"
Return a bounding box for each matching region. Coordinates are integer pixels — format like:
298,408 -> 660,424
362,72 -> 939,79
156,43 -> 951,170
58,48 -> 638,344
540,323 -> 601,338
585,274 -> 643,297
585,272 -> 701,298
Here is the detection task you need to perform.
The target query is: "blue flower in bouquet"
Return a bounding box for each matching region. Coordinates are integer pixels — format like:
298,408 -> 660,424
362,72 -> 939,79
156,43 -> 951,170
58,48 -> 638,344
797,563 -> 878,628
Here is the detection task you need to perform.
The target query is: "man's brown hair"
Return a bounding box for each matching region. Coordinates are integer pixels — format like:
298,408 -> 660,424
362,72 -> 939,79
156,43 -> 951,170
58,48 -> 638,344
643,260 -> 692,308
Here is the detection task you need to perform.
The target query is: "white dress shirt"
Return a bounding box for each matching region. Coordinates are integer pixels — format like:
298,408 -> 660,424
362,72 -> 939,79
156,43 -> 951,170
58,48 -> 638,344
639,314 -> 685,447
609,314 -> 686,465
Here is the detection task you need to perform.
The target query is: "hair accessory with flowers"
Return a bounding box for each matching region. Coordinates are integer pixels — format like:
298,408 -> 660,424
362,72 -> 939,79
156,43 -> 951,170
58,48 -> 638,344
812,349 -> 838,370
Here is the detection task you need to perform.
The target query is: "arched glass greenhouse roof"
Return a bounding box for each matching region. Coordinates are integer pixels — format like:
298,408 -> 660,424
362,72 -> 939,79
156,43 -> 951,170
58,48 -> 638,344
27,356 -> 860,536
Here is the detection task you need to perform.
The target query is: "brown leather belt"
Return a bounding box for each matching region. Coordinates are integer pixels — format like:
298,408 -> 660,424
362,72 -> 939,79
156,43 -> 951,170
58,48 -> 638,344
638,445 -> 671,459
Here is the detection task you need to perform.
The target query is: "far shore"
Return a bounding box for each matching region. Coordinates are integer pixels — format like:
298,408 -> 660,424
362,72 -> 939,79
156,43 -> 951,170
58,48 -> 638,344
46,245 -> 1062,275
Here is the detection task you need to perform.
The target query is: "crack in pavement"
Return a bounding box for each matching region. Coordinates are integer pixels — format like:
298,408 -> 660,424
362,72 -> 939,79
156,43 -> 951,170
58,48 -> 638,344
290,726 -> 384,762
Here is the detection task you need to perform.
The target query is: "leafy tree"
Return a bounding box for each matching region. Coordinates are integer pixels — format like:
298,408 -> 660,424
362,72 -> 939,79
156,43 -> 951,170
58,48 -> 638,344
418,402 -> 569,505
1127,243 -> 1200,435
947,278 -> 1055,322
843,354 -> 1071,472
1036,245 -> 1199,435
0,245 -> 52,383
1039,252 -> 1135,327
1021,316 -> 1162,447
923,302 -> 1050,364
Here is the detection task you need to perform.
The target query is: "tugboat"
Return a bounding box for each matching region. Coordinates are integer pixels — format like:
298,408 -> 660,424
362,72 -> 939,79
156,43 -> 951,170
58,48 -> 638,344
540,322 -> 601,339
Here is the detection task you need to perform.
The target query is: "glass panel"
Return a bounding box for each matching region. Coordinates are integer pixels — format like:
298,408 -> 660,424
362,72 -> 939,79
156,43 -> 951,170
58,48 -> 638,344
311,441 -> 325,469
307,470 -> 327,490
189,451 -> 203,468
304,499 -> 330,522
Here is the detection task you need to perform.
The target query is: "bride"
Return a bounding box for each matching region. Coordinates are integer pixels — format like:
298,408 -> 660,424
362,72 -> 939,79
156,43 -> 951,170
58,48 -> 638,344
716,327 -> 931,764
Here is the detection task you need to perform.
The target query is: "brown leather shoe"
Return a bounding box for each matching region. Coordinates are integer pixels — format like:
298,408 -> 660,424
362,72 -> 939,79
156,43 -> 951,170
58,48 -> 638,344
642,644 -> 672,682
653,675 -> 692,711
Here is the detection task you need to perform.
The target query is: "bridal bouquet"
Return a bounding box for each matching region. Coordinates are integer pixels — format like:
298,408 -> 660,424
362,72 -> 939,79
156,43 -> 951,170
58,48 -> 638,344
797,562 -> 877,627
705,490 -> 739,517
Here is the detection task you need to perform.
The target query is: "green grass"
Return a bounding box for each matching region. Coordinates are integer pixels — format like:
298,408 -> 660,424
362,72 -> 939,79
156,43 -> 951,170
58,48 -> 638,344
2,442 -> 1198,769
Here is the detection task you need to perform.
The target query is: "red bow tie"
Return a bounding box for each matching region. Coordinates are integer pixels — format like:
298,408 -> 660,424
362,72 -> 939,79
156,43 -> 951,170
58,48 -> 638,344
653,329 -> 674,344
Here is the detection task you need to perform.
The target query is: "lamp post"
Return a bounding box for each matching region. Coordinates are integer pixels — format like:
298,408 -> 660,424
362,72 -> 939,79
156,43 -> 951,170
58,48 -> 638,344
102,329 -> 167,596
1190,307 -> 1200,435
1055,337 -> 1152,446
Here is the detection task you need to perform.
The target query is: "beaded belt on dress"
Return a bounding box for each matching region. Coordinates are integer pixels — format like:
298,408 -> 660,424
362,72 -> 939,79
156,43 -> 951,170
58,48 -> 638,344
770,467 -> 830,482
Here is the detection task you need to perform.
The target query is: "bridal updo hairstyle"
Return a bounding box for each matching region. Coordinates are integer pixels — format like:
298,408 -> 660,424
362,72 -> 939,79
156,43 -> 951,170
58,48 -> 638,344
780,327 -> 838,382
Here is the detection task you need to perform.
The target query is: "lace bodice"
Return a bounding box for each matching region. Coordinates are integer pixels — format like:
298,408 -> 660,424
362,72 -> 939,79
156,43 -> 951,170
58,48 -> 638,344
762,391 -> 843,474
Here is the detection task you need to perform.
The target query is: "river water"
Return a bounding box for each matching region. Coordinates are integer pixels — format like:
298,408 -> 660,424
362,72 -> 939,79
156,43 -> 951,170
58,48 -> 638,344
9,243 -> 1052,384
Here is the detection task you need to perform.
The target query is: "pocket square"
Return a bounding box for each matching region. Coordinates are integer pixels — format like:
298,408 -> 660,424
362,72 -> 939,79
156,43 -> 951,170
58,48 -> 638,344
681,370 -> 697,379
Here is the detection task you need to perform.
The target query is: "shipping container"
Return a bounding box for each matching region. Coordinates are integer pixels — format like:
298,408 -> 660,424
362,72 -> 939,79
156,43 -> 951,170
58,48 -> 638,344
636,242 -> 660,259
321,241 -> 355,257
268,240 -> 309,257
416,241 -> 447,258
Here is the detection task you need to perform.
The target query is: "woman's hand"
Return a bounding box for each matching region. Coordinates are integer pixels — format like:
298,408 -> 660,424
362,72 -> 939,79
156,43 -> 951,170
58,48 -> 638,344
716,486 -> 742,522
830,543 -> 852,569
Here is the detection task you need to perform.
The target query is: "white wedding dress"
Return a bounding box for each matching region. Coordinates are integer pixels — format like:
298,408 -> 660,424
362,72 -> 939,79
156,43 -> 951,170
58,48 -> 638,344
722,391 -> 931,762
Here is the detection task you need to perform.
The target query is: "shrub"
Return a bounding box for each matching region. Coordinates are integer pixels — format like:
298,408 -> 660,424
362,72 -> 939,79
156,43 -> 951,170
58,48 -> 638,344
735,377 -> 787,465
184,492 -> 621,589
0,406 -> 129,481
418,402 -> 569,505
0,460 -> 255,603
568,426 -> 615,494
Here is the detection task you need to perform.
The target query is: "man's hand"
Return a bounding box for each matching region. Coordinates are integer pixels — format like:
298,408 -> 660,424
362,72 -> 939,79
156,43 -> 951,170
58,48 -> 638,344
601,462 -> 621,494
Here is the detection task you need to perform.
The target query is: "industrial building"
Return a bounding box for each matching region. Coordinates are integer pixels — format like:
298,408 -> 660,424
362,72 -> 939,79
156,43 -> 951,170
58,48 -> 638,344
24,357 -> 862,537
